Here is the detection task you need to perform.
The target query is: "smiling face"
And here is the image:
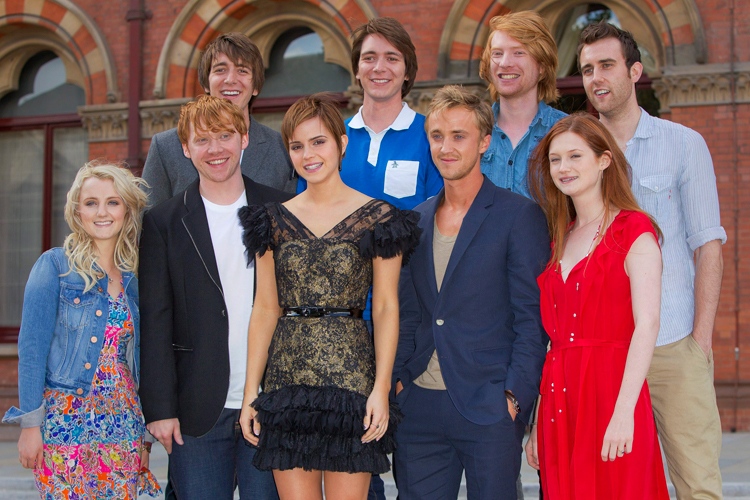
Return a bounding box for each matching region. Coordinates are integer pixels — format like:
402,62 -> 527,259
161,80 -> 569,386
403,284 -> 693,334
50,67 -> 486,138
78,177 -> 127,247
182,117 -> 249,188
288,117 -> 348,184
548,131 -> 610,199
488,30 -> 542,102
205,52 -> 258,118
356,34 -> 408,105
579,37 -> 642,118
428,106 -> 491,182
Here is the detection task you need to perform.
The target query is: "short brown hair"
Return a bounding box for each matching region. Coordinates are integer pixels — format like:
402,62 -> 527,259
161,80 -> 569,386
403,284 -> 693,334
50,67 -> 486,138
351,17 -> 418,98
479,11 -> 559,104
577,22 -> 641,71
281,93 -> 346,157
177,95 -> 248,145
426,85 -> 494,138
198,33 -> 265,109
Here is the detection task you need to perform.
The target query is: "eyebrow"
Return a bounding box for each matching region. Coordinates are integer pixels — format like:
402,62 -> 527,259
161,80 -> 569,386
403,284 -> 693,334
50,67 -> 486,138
361,49 -> 402,57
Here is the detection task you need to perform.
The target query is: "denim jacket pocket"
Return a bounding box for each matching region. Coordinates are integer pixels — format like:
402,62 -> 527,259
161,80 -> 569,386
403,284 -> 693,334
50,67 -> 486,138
638,174 -> 676,227
53,284 -> 95,378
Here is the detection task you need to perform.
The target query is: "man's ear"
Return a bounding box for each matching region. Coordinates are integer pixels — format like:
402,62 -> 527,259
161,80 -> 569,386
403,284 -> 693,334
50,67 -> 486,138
630,61 -> 643,83
182,143 -> 191,158
241,132 -> 249,150
479,134 -> 491,155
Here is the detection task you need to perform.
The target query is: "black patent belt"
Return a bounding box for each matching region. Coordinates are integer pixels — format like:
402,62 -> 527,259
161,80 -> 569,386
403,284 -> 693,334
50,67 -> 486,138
283,307 -> 363,318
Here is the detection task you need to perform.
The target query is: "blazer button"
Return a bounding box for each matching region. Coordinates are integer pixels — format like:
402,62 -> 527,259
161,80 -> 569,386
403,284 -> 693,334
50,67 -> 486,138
90,336 -> 98,343
436,319 -> 444,326
222,310 -> 227,317
84,362 -> 92,370
95,310 -> 103,317
73,297 -> 81,304
76,388 -> 83,395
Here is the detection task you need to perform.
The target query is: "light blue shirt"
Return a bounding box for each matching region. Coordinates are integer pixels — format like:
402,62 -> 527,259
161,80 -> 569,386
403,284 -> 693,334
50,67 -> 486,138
625,109 -> 726,346
481,100 -> 566,198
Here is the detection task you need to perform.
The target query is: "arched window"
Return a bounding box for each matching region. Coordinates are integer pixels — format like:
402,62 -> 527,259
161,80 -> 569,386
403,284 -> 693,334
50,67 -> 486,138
551,4 -> 660,116
0,51 -> 87,341
262,28 -> 351,98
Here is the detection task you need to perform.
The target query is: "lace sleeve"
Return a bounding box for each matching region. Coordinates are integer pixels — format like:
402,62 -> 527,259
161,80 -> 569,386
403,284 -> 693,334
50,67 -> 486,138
238,204 -> 274,262
359,208 -> 422,265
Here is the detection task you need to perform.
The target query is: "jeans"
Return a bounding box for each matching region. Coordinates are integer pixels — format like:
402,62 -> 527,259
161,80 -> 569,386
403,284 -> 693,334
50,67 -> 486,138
170,407 -> 278,500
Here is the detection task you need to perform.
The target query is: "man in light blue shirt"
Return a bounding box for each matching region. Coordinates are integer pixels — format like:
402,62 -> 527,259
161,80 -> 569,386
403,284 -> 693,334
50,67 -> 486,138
579,22 -> 726,499
478,11 -> 566,198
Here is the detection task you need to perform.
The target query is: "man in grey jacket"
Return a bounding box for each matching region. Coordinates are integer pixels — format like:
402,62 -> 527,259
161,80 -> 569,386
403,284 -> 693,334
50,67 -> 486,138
142,32 -> 297,204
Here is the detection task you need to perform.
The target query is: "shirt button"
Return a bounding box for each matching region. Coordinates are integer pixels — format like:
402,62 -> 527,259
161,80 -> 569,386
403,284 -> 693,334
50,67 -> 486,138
508,160 -> 513,166
84,363 -> 92,370
76,388 -> 83,395
436,319 -> 444,326
95,310 -> 103,317
573,313 -> 577,318
73,298 -> 80,304
98,287 -> 103,293
90,336 -> 98,343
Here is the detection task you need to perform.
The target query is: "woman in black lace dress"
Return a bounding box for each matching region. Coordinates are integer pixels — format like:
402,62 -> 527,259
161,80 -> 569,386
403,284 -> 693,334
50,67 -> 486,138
239,93 -> 420,499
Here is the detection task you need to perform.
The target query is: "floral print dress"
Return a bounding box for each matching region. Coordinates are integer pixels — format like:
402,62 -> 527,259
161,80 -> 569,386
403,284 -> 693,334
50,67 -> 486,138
35,292 -> 160,499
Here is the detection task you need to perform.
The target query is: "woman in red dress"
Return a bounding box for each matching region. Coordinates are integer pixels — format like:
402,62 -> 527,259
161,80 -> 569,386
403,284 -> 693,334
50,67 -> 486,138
526,113 -> 669,499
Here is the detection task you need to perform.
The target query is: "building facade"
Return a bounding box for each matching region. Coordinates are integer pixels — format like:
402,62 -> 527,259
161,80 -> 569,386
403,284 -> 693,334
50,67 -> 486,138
0,0 -> 748,431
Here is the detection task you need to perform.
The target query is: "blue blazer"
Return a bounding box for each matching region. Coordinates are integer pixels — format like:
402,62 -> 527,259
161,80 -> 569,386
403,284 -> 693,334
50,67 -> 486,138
393,177 -> 550,425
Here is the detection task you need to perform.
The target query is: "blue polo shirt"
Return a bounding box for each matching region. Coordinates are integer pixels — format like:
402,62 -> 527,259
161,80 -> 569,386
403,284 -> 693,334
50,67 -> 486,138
480,100 -> 566,198
297,103 -> 443,320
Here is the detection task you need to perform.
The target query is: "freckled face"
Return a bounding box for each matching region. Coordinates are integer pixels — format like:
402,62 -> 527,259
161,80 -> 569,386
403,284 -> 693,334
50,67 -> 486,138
488,30 -> 541,101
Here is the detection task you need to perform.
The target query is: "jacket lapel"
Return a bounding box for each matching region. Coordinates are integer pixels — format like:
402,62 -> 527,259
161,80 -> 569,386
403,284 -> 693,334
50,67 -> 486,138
181,180 -> 223,296
243,116 -> 268,169
439,177 -> 494,292
414,194 -> 440,301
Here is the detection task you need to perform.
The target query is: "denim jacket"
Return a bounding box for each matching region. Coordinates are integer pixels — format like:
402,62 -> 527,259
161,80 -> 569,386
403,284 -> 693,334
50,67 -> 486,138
2,247 -> 140,428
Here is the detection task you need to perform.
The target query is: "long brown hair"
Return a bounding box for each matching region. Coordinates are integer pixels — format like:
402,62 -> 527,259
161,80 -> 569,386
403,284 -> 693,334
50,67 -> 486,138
528,112 -> 660,269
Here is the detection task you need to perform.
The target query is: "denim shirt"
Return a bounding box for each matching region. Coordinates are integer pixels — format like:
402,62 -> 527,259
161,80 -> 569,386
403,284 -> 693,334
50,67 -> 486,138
481,101 -> 567,199
2,247 -> 140,428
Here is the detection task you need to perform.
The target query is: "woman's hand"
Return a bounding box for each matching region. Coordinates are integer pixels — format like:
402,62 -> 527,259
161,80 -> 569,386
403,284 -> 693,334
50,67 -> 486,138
240,395 -> 261,446
362,386 -> 389,444
525,425 -> 540,470
18,427 -> 43,470
601,408 -> 634,461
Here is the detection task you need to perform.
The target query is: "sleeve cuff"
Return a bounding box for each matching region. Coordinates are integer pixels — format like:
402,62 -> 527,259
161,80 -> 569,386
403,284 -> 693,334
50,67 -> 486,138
687,226 -> 727,251
2,403 -> 44,428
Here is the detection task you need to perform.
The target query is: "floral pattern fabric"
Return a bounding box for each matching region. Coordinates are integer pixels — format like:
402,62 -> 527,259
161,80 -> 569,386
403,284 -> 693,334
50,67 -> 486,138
35,293 -> 160,499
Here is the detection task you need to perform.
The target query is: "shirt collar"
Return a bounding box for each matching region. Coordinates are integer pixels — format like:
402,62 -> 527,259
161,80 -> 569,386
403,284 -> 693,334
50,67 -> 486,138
349,102 -> 416,132
492,100 -> 556,129
631,107 -> 656,140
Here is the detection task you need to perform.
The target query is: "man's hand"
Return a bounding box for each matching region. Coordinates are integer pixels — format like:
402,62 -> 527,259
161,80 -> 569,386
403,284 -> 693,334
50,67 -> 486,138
525,426 -> 539,470
18,427 -> 43,469
146,418 -> 183,454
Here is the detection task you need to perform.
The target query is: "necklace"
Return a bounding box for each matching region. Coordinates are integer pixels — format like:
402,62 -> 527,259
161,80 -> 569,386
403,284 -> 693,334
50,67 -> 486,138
570,207 -> 604,233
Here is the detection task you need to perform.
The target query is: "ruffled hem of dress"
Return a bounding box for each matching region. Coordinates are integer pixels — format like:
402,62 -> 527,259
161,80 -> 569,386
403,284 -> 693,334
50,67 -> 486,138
239,204 -> 273,260
252,385 -> 402,473
359,209 -> 421,265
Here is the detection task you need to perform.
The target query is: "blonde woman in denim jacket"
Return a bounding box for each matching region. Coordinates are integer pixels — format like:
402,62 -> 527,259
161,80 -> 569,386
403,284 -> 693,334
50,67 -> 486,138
3,162 -> 160,498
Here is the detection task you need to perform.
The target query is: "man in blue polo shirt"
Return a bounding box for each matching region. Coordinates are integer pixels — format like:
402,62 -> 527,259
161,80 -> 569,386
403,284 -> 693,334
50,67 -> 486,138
299,17 -> 442,210
478,11 -> 566,198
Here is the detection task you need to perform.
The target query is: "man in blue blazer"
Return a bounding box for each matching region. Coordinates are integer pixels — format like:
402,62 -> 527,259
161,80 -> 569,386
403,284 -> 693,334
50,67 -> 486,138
393,85 -> 550,499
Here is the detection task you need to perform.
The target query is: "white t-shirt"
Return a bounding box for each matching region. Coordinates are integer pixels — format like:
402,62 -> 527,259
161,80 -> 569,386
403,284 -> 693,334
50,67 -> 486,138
202,191 -> 254,409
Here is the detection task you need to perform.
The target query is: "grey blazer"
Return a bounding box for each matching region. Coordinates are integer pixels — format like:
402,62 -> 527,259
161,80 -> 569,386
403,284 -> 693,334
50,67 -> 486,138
142,116 -> 297,206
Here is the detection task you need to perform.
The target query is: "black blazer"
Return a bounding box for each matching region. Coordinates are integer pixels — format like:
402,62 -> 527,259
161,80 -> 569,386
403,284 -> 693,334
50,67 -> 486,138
394,177 -> 550,425
138,175 -> 292,437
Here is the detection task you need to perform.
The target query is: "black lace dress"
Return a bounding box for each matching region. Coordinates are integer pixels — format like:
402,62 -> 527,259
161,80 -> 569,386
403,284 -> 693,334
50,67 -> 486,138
239,199 -> 420,474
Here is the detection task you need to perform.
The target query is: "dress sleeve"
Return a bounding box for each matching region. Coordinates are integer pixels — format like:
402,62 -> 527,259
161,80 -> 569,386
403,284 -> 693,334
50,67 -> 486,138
359,207 -> 422,265
617,211 -> 660,254
239,204 -> 274,261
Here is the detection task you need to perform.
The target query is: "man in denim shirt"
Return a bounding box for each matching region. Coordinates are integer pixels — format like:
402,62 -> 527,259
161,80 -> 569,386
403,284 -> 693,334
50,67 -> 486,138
478,11 -> 566,198
578,23 -> 726,499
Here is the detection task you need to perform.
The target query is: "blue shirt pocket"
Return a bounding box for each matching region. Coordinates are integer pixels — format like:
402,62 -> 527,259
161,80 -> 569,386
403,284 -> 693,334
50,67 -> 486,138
638,174 -> 676,227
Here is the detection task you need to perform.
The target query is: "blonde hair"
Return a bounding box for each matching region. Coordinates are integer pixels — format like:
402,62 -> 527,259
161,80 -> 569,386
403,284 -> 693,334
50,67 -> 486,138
479,11 -> 560,104
63,161 -> 148,291
426,85 -> 494,138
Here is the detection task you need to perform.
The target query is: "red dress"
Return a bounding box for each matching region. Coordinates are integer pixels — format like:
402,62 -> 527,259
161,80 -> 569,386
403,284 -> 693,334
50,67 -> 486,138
536,211 -> 669,500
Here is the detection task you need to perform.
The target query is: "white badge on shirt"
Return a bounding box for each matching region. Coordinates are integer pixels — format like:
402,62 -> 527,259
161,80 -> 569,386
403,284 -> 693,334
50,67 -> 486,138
383,160 -> 419,199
